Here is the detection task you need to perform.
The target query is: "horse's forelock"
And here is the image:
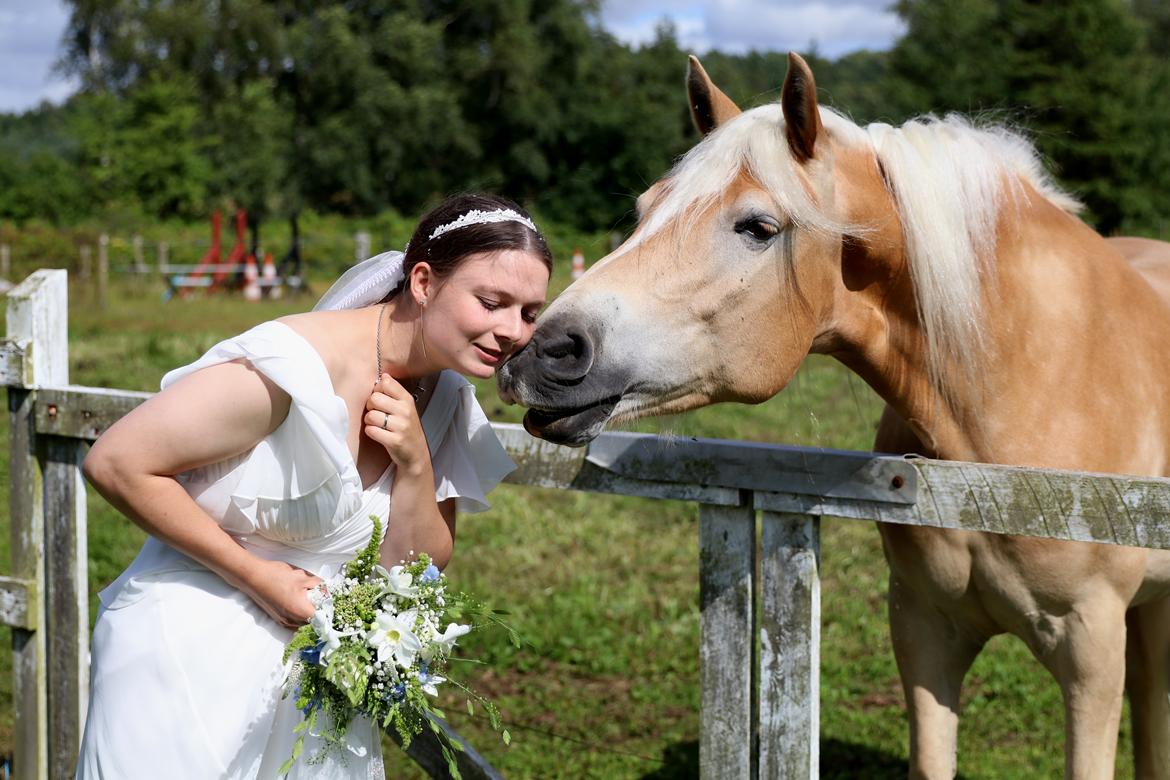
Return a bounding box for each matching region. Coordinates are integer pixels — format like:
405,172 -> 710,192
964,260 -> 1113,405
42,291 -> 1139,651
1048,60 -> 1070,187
627,105 -> 854,252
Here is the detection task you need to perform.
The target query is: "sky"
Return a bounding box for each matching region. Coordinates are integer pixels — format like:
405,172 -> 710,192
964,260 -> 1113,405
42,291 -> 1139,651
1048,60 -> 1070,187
0,0 -> 904,114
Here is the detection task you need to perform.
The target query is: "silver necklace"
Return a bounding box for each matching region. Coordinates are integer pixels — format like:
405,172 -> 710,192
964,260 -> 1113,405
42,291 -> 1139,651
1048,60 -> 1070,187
375,303 -> 425,403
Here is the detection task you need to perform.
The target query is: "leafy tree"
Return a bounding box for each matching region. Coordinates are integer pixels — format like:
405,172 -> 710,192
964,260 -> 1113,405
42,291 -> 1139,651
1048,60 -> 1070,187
888,0 -> 1165,234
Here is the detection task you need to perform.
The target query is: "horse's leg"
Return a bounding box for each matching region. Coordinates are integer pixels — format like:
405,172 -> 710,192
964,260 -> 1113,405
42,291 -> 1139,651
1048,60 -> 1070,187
875,406 -> 986,778
888,573 -> 985,779
1031,599 -> 1128,780
1126,599 -> 1170,779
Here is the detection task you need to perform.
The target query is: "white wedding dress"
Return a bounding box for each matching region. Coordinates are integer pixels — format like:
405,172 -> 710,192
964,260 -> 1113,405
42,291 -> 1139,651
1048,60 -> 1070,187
75,321 -> 515,779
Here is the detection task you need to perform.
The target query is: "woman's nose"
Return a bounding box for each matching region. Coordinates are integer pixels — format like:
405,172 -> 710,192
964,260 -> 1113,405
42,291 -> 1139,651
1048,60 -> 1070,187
496,308 -> 525,345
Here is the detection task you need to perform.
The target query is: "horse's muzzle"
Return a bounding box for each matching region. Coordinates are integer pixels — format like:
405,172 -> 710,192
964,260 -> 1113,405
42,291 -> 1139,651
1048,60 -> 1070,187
498,317 -> 623,445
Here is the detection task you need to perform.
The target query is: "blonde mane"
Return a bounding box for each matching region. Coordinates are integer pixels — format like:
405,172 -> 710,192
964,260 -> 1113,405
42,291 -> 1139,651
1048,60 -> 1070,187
630,104 -> 1079,390
863,113 -> 1079,388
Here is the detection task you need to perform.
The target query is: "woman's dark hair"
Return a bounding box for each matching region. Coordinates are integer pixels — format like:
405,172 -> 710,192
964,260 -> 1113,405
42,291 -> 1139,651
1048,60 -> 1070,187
400,193 -> 552,289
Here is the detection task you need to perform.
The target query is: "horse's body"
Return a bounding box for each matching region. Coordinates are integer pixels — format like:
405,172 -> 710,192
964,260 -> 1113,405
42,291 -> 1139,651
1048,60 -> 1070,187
499,54 -> 1170,778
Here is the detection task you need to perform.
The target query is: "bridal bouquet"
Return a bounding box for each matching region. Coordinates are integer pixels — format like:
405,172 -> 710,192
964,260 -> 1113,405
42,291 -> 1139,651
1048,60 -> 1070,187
281,517 -> 513,776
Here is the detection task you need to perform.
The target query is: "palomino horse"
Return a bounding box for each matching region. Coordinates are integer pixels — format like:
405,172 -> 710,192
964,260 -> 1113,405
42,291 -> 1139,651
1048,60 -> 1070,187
499,53 -> 1170,778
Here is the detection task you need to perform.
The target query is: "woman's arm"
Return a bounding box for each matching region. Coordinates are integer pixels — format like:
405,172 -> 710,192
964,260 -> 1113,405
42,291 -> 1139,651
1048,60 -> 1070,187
364,374 -> 457,570
83,359 -> 320,628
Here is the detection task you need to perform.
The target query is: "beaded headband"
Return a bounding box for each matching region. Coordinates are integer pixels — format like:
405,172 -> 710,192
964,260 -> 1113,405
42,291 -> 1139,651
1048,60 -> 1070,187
427,208 -> 539,241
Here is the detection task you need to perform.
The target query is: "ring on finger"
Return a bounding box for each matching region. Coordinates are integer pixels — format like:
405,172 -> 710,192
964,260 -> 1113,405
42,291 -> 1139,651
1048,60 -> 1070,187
381,413 -> 390,430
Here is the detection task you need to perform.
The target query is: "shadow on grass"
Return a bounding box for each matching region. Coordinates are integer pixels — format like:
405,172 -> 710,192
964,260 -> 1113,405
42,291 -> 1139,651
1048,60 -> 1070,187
640,740 -> 697,779
821,737 -> 906,778
638,738 -> 977,780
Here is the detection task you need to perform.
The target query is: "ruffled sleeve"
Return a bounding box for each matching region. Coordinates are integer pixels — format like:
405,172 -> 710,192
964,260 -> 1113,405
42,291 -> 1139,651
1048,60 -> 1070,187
422,371 -> 515,514
159,321 -> 363,544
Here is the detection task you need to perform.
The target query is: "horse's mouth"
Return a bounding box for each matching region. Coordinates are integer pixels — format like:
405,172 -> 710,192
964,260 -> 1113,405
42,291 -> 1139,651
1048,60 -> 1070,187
522,396 -> 620,446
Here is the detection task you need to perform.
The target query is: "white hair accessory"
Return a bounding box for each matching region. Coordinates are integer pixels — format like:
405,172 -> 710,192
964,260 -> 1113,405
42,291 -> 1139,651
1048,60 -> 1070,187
312,250 -> 405,312
427,208 -> 538,241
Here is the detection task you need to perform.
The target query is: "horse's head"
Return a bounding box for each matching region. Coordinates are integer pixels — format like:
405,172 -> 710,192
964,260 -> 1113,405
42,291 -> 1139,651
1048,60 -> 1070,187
497,54 -> 909,445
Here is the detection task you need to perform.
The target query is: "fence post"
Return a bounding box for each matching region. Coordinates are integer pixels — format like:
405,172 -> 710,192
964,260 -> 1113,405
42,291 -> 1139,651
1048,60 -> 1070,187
96,235 -> 108,310
79,246 -> 92,283
1,244 -> 11,280
355,230 -> 371,262
758,512 -> 820,779
699,501 -> 755,778
7,270 -> 70,780
158,241 -> 169,274
43,437 -> 88,778
132,234 -> 145,272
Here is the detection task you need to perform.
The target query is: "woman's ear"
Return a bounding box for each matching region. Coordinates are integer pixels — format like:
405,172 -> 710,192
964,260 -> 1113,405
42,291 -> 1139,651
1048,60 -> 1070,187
409,263 -> 433,307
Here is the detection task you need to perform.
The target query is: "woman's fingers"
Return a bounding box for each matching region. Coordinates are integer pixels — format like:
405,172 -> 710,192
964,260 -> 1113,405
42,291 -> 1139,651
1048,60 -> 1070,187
375,373 -> 411,401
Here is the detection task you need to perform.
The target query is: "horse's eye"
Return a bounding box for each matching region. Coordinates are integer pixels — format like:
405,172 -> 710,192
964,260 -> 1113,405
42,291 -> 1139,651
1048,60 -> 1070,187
735,217 -> 780,244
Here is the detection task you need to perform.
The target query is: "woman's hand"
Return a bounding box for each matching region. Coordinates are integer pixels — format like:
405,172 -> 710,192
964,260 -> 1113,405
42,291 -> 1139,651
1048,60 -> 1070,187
364,374 -> 431,477
239,559 -> 322,629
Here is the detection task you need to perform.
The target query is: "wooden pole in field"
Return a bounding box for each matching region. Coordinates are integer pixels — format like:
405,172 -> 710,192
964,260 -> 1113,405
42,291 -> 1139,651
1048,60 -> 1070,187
158,241 -> 169,274
1,244 -> 10,280
79,246 -> 92,282
7,270 -> 79,780
132,235 -> 145,273
355,231 -> 371,262
97,234 -> 109,310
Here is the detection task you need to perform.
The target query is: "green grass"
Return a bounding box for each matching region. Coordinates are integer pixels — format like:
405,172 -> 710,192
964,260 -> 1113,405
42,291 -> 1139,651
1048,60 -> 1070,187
0,246 -> 1136,778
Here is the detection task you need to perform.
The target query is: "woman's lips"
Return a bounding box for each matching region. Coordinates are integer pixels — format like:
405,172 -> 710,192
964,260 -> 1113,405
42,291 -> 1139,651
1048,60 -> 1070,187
474,344 -> 503,364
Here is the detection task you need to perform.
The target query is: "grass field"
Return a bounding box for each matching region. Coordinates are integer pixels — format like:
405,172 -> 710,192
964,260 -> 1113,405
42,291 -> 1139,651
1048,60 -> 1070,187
0,228 -> 1138,778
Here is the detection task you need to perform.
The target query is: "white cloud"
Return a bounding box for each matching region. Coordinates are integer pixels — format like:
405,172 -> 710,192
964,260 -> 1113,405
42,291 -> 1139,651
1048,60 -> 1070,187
0,0 -> 79,114
599,0 -> 904,58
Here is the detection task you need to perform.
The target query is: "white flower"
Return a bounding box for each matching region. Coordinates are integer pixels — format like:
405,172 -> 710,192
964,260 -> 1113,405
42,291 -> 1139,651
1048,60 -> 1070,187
422,622 -> 471,662
310,601 -> 349,663
365,608 -> 422,668
376,564 -> 419,598
419,672 -> 446,697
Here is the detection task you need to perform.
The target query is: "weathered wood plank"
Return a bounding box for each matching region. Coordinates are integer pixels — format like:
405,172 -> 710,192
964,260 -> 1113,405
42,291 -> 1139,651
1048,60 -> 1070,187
0,576 -> 35,630
6,271 -> 68,388
34,386 -> 151,440
699,503 -> 755,779
755,458 -> 1170,551
7,271 -> 68,780
493,425 -> 745,505
758,512 -> 820,780
9,387 -> 47,780
0,340 -> 27,387
385,712 -> 505,780
588,432 -> 918,503
43,437 -> 88,779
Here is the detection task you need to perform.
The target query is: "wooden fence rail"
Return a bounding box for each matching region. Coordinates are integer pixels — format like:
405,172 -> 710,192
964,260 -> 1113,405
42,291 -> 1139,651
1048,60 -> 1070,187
7,268 -> 1170,778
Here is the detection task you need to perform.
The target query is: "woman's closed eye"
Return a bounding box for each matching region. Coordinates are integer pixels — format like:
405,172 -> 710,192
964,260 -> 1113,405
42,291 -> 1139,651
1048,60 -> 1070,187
478,297 -> 502,312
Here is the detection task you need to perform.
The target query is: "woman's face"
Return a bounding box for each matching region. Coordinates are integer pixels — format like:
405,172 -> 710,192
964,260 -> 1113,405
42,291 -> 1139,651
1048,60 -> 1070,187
418,249 -> 550,379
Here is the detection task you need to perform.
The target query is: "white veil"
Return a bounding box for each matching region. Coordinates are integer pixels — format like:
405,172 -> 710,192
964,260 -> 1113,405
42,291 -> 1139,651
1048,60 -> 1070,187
312,250 -> 407,312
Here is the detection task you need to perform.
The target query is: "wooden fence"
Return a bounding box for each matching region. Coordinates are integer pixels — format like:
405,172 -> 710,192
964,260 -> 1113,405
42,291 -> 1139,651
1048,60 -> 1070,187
6,268 -> 1170,778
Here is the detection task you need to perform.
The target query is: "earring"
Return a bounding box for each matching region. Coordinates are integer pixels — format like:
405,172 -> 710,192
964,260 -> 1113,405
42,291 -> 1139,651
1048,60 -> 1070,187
417,297 -> 426,306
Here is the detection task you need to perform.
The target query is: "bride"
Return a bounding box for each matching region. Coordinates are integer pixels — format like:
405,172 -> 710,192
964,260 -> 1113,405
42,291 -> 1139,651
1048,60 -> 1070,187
75,193 -> 552,778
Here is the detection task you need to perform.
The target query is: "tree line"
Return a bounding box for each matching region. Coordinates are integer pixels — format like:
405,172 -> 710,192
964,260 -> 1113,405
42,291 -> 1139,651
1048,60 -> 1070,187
1,0 -> 1167,236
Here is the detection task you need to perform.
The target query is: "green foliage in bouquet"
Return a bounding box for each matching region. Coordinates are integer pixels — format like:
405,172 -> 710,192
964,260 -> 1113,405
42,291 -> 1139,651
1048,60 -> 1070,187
280,516 -> 516,777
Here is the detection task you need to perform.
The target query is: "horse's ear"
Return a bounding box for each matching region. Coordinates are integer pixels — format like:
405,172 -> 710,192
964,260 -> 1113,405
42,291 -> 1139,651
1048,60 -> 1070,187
687,55 -> 741,136
781,52 -> 822,163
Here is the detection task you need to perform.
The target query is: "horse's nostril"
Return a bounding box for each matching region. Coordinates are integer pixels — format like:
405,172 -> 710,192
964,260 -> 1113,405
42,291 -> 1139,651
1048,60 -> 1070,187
536,328 -> 594,380
543,332 -> 586,360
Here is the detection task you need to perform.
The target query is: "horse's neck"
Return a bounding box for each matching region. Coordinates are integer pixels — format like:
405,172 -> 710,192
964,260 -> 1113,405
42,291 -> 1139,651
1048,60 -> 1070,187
845,191 -> 1170,469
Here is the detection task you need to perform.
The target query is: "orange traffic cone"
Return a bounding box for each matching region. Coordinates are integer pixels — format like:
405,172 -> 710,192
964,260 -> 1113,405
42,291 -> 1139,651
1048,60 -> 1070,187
243,253 -> 261,301
571,248 -> 585,279
262,251 -> 281,299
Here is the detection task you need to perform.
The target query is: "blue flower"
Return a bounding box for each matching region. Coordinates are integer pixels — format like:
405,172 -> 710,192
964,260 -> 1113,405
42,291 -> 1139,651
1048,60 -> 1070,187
388,683 -> 406,702
300,641 -> 325,666
421,564 -> 441,583
301,693 -> 321,716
